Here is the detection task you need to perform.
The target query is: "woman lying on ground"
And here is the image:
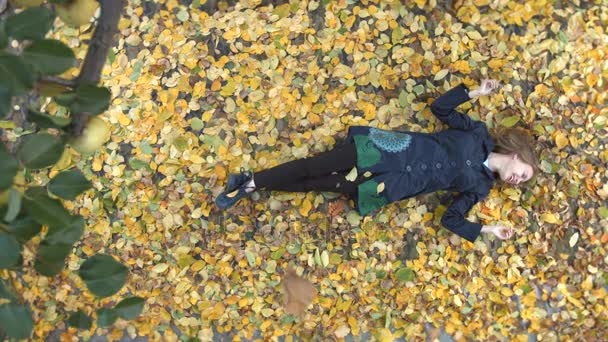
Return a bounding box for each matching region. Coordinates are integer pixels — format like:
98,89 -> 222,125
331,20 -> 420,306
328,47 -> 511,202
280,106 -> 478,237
215,79 -> 538,242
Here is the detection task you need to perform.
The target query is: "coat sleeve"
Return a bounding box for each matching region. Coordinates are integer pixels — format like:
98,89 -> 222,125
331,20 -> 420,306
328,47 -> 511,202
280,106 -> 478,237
440,190 -> 488,242
430,84 -> 483,131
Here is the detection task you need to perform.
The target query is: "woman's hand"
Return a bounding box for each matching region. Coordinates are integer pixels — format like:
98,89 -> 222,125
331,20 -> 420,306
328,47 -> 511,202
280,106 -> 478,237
481,225 -> 514,240
468,79 -> 500,98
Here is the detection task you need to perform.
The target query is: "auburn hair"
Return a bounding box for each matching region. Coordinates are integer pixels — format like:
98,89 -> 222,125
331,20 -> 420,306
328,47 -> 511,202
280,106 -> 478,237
490,127 -> 539,173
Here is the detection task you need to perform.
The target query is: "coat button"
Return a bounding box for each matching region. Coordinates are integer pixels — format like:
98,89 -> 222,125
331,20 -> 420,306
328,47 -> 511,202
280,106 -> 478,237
406,165 -> 412,172
421,164 -> 427,170
466,160 -> 471,166
450,161 -> 456,167
436,163 -> 442,169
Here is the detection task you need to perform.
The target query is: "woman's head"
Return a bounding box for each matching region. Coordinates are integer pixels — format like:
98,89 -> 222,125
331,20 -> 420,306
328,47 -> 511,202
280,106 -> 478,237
490,127 -> 538,185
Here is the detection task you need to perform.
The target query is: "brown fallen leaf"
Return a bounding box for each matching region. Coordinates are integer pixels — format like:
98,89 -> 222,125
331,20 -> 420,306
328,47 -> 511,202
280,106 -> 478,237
428,326 -> 441,341
283,267 -> 316,317
328,200 -> 346,218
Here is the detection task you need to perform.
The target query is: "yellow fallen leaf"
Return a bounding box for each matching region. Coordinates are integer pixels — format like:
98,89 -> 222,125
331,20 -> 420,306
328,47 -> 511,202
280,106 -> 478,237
454,295 -> 462,307
92,156 -> 103,172
321,250 -> 329,268
434,69 -> 449,81
569,232 -> 579,247
260,320 -> 272,331
226,189 -> 239,198
466,30 -> 483,40
261,308 -> 274,318
541,212 -> 559,224
586,73 -> 599,87
555,132 -> 568,150
220,81 -> 236,97
117,112 -> 131,126
451,60 -> 471,74
566,296 -> 584,308
345,167 -> 358,182
334,325 -> 350,338
501,287 -> 514,296
582,275 -> 593,291
191,260 -> 205,272
152,263 -> 168,273
248,90 -> 264,102
348,316 -> 359,335
299,199 -> 312,217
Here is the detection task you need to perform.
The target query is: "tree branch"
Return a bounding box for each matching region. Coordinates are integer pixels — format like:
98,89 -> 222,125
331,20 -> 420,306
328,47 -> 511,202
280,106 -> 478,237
0,0 -> 7,15
76,0 -> 126,85
39,76 -> 76,88
65,0 -> 125,136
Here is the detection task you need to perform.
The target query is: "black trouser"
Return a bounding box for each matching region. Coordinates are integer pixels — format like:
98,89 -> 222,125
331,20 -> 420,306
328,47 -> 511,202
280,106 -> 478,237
254,142 -> 362,196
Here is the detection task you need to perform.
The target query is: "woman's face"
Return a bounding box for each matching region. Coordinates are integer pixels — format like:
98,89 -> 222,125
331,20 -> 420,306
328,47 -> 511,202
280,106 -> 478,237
500,154 -> 533,185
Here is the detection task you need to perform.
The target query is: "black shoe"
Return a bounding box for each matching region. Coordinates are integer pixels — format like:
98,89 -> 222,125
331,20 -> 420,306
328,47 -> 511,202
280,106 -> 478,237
216,184 -> 252,210
225,168 -> 252,193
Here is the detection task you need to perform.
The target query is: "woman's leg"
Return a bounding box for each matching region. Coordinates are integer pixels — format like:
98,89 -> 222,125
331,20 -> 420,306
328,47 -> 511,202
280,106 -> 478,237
216,142 -> 358,210
254,142 -> 357,191
262,172 -> 360,195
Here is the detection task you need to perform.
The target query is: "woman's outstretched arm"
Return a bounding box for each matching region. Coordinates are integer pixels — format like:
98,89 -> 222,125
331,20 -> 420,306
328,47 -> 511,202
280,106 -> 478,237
430,79 -> 500,130
440,191 -> 486,242
441,191 -> 514,242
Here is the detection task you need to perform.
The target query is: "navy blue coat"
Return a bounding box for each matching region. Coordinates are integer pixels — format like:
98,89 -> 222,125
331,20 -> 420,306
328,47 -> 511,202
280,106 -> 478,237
346,84 -> 496,242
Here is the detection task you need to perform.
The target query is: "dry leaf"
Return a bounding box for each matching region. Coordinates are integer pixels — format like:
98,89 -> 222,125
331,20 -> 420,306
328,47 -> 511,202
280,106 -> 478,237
283,267 -> 316,317
377,182 -> 385,194
569,232 -> 579,247
226,189 -> 239,198
345,167 -> 358,182
328,200 -> 346,217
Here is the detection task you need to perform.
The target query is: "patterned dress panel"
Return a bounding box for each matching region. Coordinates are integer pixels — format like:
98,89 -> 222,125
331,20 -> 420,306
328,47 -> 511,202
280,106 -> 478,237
368,128 -> 412,153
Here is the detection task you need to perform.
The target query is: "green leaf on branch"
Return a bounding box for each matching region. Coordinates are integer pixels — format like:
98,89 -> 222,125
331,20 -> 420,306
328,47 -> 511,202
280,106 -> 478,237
45,215 -> 84,245
28,110 -> 71,130
68,310 -> 93,329
0,279 -> 16,300
70,85 -> 112,115
5,7 -> 54,41
96,308 -> 119,327
34,241 -> 72,276
0,54 -> 35,96
114,297 -> 145,320
0,142 -> 18,190
3,188 -> 21,222
17,133 -> 65,169
0,233 -> 21,268
6,215 -> 42,243
0,303 -> 34,339
54,92 -> 77,107
22,39 -> 76,76
79,254 -> 128,297
23,187 -> 72,228
48,170 -> 92,200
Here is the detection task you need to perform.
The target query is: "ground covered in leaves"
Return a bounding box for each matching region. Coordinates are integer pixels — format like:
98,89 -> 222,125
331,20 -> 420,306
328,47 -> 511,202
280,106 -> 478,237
13,0 -> 608,340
